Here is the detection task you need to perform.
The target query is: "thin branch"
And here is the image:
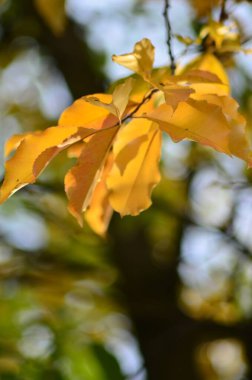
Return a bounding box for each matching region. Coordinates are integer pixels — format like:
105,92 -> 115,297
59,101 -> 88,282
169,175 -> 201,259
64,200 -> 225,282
163,0 -> 176,75
125,88 -> 158,119
219,0 -> 227,22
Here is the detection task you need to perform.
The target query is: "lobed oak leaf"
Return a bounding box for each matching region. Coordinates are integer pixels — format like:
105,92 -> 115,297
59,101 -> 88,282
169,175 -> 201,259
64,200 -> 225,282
0,126 -> 100,204
65,126 -> 119,226
112,38 -> 155,80
107,119 -> 161,216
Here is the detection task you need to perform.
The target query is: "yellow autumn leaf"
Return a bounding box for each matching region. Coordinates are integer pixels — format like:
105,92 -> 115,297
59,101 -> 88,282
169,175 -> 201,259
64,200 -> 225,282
112,38 -> 155,80
107,119 -> 161,216
35,0 -> 66,36
84,78 -> 135,121
144,99 -> 232,154
65,126 -> 118,226
67,142 -> 85,158
85,154 -> 114,236
0,126 -> 99,204
59,94 -> 117,128
161,85 -> 194,110
181,53 -> 230,94
154,69 -> 223,111
115,134 -> 148,175
173,69 -> 223,84
4,133 -> 31,157
194,94 -> 252,165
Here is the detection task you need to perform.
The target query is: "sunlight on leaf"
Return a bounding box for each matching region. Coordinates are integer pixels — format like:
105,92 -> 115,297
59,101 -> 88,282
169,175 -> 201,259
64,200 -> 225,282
85,154 -> 114,236
145,99 -> 231,153
0,126 -> 99,204
112,38 -> 155,80
84,78 -> 135,121
65,127 -> 119,226
107,119 -> 161,216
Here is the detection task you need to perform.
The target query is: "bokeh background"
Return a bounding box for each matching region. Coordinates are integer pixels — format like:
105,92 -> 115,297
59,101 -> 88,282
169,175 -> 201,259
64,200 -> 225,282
0,0 -> 252,379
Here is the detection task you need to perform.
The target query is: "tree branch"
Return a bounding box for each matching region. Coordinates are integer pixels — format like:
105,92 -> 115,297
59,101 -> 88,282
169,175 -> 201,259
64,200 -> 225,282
220,0 -> 227,21
163,0 -> 176,75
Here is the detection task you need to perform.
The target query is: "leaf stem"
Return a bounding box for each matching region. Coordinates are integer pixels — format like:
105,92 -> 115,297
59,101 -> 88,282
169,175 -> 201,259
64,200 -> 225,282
163,0 -> 176,75
79,88 -> 159,140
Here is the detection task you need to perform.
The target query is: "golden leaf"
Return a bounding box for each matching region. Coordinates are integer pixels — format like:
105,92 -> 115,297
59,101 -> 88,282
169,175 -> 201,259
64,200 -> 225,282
4,133 -> 31,157
65,126 -> 118,226
112,38 -> 155,80
107,119 -> 161,216
0,126 -> 99,204
181,53 -> 229,93
84,78 -> 135,121
155,69 -> 223,111
85,154 -> 114,236
194,94 -> 252,165
59,94 -> 117,128
145,99 -> 231,153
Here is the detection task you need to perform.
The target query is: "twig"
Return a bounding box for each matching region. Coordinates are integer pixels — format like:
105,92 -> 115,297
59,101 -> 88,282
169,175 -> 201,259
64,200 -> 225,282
219,0 -> 227,21
163,0 -> 176,75
125,88 -> 158,119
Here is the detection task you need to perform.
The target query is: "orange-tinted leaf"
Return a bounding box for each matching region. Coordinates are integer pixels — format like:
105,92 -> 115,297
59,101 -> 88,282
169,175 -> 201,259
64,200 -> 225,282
145,99 -> 231,153
67,142 -> 86,158
162,85 -> 194,110
166,69 -> 222,85
85,154 -> 114,236
112,38 -> 155,80
65,126 -> 118,226
4,133 -> 31,157
59,94 -> 117,128
195,94 -> 252,165
107,119 -> 161,216
155,69 -> 223,111
0,126 -> 98,204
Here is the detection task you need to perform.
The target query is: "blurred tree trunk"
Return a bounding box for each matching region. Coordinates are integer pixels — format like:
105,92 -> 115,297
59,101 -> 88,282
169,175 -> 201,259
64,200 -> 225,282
110,213 -> 202,380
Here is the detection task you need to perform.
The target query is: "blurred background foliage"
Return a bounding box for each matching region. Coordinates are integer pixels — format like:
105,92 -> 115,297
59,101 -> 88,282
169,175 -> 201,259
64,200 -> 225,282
0,0 -> 252,379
